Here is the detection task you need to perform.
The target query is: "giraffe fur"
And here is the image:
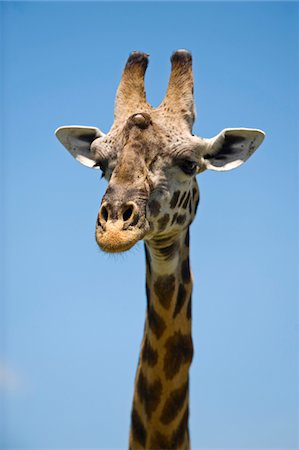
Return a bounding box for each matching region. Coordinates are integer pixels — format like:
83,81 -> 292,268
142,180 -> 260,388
55,50 -> 265,449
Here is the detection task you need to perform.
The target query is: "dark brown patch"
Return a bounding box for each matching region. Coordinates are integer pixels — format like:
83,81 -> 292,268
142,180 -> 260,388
170,190 -> 180,209
148,199 -> 161,217
182,192 -> 190,209
173,283 -> 187,318
181,258 -> 191,284
192,187 -> 197,200
194,196 -> 199,215
148,305 -> 166,339
185,228 -> 190,247
177,214 -> 186,225
142,337 -> 158,367
154,275 -> 176,309
144,244 -> 151,275
150,407 -> 189,448
178,191 -> 187,207
131,406 -> 147,447
160,381 -> 189,425
158,241 -> 179,260
164,331 -> 193,379
171,407 -> 189,447
171,212 -> 178,225
157,213 -> 170,231
186,295 -> 192,320
149,431 -> 170,450
137,371 -> 162,419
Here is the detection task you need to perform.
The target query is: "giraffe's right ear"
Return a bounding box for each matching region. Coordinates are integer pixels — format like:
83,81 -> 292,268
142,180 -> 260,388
55,126 -> 105,168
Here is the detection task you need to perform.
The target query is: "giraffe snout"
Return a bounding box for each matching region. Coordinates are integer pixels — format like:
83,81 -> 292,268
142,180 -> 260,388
98,201 -> 139,228
96,201 -> 148,253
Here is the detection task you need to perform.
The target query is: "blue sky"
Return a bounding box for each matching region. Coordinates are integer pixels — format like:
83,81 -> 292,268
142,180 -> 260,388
0,2 -> 298,448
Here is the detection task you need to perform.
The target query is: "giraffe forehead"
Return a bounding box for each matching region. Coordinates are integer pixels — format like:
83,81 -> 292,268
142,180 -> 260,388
105,111 -> 194,163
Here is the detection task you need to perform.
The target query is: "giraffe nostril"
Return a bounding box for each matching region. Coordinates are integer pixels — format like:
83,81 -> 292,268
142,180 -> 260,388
101,206 -> 109,223
123,206 -> 134,222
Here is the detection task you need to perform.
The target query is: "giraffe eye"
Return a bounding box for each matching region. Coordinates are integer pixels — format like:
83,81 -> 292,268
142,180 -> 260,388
94,160 -> 108,177
179,160 -> 197,175
99,165 -> 106,178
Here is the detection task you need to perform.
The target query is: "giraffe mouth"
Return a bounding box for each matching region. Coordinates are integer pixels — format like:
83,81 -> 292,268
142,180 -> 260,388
95,221 -> 149,253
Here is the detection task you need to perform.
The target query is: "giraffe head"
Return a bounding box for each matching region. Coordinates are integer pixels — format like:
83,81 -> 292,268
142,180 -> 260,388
56,50 -> 264,253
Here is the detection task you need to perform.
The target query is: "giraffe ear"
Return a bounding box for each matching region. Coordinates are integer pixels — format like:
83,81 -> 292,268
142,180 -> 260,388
55,126 -> 105,168
200,128 -> 265,172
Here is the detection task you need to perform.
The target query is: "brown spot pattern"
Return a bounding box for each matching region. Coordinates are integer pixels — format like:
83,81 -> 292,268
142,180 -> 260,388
181,258 -> 191,283
131,406 -> 147,447
149,407 -> 189,448
137,370 -> 162,419
157,213 -> 170,231
171,212 -> 178,225
194,196 -> 199,215
173,283 -> 187,318
177,214 -> 186,225
170,190 -> 180,208
148,305 -> 166,339
185,228 -> 190,247
154,275 -> 176,309
186,295 -> 192,320
178,191 -> 187,207
171,407 -> 189,448
160,381 -> 189,425
164,331 -> 193,379
149,431 -> 170,450
148,199 -> 161,217
182,192 -> 190,209
142,337 -> 158,367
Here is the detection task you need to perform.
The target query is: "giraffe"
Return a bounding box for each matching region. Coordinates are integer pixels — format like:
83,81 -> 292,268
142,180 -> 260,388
55,50 -> 265,449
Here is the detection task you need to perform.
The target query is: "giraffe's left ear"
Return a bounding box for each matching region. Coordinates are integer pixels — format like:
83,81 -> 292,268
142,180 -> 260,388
199,128 -> 265,172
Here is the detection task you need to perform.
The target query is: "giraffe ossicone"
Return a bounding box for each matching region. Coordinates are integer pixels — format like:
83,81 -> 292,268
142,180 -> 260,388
55,50 -> 265,449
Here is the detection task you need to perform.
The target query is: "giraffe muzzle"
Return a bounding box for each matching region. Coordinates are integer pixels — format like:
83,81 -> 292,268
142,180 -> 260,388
96,201 -> 148,253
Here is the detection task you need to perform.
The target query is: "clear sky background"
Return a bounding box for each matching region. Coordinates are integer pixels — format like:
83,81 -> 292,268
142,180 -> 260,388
0,2 -> 298,449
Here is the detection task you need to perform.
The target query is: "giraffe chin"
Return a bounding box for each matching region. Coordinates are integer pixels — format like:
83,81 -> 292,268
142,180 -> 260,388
96,226 -> 146,253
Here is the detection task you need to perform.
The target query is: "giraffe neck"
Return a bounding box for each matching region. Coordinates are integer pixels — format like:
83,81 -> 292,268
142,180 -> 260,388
130,228 -> 193,449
